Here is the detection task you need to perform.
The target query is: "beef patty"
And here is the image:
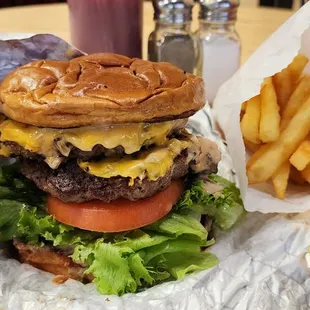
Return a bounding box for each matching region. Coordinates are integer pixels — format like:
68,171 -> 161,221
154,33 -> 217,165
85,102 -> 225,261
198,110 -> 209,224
3,141 -> 125,162
20,153 -> 189,203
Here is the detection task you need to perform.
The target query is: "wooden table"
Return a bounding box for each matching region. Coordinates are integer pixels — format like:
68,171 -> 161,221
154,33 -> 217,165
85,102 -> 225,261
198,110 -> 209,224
0,2 -> 293,63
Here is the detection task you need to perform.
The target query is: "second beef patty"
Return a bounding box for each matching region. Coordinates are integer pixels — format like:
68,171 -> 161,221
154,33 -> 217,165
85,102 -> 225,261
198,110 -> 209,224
20,153 -> 190,203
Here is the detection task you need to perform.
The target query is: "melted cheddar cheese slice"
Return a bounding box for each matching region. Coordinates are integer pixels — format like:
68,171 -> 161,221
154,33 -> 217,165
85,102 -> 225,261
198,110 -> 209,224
0,144 -> 11,157
78,139 -> 189,185
0,119 -> 182,168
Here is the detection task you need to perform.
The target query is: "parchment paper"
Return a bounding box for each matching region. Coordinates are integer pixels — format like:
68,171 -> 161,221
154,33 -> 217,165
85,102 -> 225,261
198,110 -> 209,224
213,2 -> 310,213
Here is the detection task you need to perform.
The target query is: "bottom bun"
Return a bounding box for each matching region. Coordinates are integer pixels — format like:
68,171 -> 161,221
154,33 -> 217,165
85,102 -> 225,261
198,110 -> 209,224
13,239 -> 91,282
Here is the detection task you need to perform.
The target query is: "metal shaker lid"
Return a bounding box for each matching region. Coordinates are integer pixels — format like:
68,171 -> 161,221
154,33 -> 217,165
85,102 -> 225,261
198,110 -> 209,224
199,0 -> 239,22
152,0 -> 194,23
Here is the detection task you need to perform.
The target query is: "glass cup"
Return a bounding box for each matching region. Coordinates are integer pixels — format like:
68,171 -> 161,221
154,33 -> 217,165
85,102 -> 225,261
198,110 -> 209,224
67,0 -> 143,58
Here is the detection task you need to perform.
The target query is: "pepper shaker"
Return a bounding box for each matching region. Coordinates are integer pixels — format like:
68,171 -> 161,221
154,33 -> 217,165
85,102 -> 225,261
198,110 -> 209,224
148,0 -> 197,73
195,0 -> 241,104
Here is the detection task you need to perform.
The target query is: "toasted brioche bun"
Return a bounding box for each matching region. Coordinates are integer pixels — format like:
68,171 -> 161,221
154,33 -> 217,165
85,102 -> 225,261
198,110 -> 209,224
0,53 -> 205,128
13,239 -> 91,282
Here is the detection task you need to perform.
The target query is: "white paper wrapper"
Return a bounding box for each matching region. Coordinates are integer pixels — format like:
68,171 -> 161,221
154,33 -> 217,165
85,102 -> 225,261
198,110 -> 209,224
213,3 -> 310,213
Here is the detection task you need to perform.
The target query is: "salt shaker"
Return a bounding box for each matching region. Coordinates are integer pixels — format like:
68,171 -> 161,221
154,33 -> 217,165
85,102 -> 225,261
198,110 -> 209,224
148,0 -> 196,73
196,0 -> 241,104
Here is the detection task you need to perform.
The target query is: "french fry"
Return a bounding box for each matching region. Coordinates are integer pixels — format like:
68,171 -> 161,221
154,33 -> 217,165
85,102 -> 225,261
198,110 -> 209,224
288,54 -> 309,87
279,119 -> 290,131
240,101 -> 247,121
271,161 -> 290,199
259,78 -> 280,143
247,95 -> 310,184
289,140 -> 310,171
0,114 -> 5,124
241,55 -> 310,198
272,67 -> 292,111
246,144 -> 269,169
301,163 -> 310,183
240,95 -> 261,144
240,111 -> 245,122
272,55 -> 308,112
290,166 -> 306,185
281,76 -> 310,129
244,139 -> 261,153
241,101 -> 247,112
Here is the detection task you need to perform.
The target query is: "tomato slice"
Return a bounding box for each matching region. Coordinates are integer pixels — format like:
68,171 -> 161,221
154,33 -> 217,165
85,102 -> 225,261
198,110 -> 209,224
47,180 -> 184,232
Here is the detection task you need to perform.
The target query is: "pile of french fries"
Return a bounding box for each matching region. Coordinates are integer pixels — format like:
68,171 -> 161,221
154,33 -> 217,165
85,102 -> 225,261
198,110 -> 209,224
240,54 -> 310,199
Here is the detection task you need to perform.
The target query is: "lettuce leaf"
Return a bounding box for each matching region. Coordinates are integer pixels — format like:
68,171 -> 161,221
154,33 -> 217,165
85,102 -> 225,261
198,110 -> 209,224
0,164 -> 244,295
0,163 -> 45,207
17,207 -> 100,246
112,230 -> 172,252
155,251 -> 218,279
146,213 -> 208,240
0,199 -> 24,241
80,242 -> 137,295
176,174 -> 245,230
128,253 -> 154,286
140,239 -> 211,265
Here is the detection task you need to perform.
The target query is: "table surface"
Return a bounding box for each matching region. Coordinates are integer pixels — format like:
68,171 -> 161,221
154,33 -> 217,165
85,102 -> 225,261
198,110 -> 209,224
0,2 -> 293,64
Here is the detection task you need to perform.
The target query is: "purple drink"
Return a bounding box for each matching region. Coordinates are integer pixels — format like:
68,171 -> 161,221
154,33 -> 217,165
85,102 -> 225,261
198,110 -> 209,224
67,0 -> 142,58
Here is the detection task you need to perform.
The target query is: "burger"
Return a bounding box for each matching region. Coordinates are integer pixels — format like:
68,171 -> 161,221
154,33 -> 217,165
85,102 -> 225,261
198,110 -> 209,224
0,53 -> 244,295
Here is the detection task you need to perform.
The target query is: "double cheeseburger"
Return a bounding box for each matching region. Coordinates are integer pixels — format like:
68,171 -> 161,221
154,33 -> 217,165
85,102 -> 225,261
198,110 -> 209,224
0,54 -> 243,295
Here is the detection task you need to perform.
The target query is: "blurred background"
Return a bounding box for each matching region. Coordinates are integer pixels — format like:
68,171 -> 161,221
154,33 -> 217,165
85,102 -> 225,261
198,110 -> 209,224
0,0 -> 306,104
0,0 -> 305,9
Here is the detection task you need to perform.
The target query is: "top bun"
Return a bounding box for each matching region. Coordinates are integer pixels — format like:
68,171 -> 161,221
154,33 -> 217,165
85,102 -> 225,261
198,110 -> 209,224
0,53 -> 205,128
